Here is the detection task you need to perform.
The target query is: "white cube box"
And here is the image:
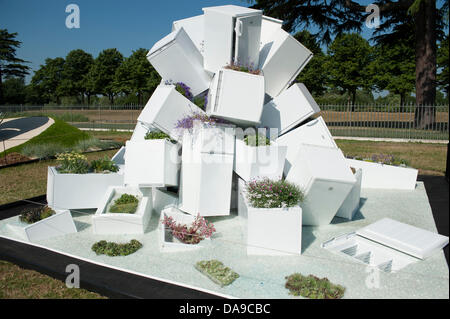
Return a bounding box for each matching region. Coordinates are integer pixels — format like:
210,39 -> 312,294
234,138 -> 287,182
260,83 -> 320,136
7,209 -> 77,242
46,164 -> 124,210
187,121 -> 235,155
124,139 -> 180,187
346,159 -> 418,190
336,169 -> 362,220
137,84 -> 206,143
172,14 -> 205,56
153,188 -> 179,216
259,28 -> 313,98
147,27 -> 211,96
237,178 -> 302,255
130,121 -> 152,141
286,144 -> 356,226
206,68 -> 265,126
203,5 -> 262,73
159,206 -> 211,252
276,116 -> 337,176
92,186 -> 152,235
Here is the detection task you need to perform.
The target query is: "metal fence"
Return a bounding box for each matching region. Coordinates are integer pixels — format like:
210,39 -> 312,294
1,103 -> 449,141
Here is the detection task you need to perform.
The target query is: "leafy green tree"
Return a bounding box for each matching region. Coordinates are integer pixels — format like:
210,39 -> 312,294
437,35 -> 449,98
86,48 -> 123,104
2,77 -> 26,104
0,29 -> 30,104
293,30 -> 328,96
29,57 -> 65,104
325,33 -> 374,109
60,49 -> 93,104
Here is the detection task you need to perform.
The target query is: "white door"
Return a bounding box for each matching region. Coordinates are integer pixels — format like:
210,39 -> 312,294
234,14 -> 261,68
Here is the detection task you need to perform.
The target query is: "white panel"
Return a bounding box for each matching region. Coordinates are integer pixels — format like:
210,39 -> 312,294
336,169 -> 362,220
172,15 -> 205,54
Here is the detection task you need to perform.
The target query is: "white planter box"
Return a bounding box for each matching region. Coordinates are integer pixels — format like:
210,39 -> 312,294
260,83 -> 320,136
346,159 -> 418,190
206,68 -> 265,126
179,132 -> 233,216
153,188 -> 179,215
172,14 -> 205,56
234,138 -> 287,182
286,144 -> 356,226
159,206 -> 210,252
46,165 -> 124,210
124,139 -> 180,187
147,27 -> 211,96
276,116 -> 337,176
7,209 -> 77,242
203,5 -> 262,73
137,84 -> 206,143
92,186 -> 152,235
259,16 -> 283,50
237,178 -> 302,255
336,169 -> 362,220
130,121 -> 152,141
259,28 -> 313,98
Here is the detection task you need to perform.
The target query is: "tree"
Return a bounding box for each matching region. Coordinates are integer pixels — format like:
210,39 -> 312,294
0,29 -> 30,104
251,0 -> 446,127
2,77 -> 26,104
325,33 -> 373,109
29,57 -> 65,104
85,48 -> 123,104
60,49 -> 93,104
437,34 -> 449,98
293,30 -> 328,96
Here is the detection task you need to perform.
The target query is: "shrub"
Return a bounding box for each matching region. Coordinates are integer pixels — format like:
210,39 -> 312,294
91,239 -> 143,256
285,273 -> 345,299
244,134 -> 271,147
74,137 -> 122,152
195,260 -> 239,287
162,214 -> 216,245
224,61 -> 261,75
55,151 -> 90,174
21,143 -> 69,159
20,206 -> 55,224
109,194 -> 139,214
246,178 -> 305,208
90,156 -> 119,173
144,130 -> 173,142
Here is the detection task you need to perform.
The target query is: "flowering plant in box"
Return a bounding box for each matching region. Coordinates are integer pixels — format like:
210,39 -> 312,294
224,61 -> 261,75
20,205 -> 55,224
174,111 -> 228,130
246,177 -> 305,209
55,151 -> 90,174
162,214 -> 216,244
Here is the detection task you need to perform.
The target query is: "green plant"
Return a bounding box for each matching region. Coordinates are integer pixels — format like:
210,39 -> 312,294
91,239 -> 142,256
55,151 -> 90,174
144,130 -> 174,142
109,194 -> 139,214
246,178 -> 305,209
285,273 -> 345,299
195,260 -> 239,287
19,206 -> 55,224
244,134 -> 271,147
90,156 -> 119,173
21,143 -> 69,159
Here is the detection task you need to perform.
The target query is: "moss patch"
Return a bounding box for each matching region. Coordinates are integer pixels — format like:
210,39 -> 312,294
285,273 -> 345,299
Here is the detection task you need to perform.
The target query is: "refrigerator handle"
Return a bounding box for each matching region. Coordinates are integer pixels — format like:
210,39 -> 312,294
235,20 -> 243,37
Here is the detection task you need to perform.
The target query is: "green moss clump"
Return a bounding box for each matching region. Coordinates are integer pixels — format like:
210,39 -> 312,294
144,130 -> 171,141
20,206 -> 55,224
195,260 -> 239,287
109,194 -> 139,214
285,273 -> 345,299
91,239 -> 143,257
244,134 -> 271,147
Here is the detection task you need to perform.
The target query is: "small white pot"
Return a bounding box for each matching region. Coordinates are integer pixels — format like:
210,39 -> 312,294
92,186 -> 152,235
336,168 -> 363,220
7,209 -> 77,242
159,206 -> 210,252
237,178 -> 302,256
46,166 -> 124,210
206,68 -> 265,126
234,138 -> 287,182
124,139 -> 180,187
346,158 -> 418,190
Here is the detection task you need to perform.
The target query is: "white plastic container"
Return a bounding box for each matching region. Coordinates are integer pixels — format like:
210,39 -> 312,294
46,165 -> 124,210
206,68 -> 265,126
124,139 -> 180,187
336,169 -> 362,220
237,178 -> 302,255
172,14 -> 205,56
147,27 -> 211,96
259,28 -> 313,98
234,138 -> 287,182
286,144 -> 356,226
275,116 -> 337,175
159,206 -> 210,252
203,5 -> 262,74
7,209 -> 77,242
260,83 -> 320,136
92,186 -> 152,235
137,84 -> 206,143
346,158 -> 418,190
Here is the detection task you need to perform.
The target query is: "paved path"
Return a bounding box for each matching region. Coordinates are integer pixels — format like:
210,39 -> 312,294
0,117 -> 54,152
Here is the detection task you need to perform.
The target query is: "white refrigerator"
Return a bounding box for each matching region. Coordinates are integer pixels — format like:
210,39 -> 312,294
203,5 -> 262,73
172,14 -> 205,56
